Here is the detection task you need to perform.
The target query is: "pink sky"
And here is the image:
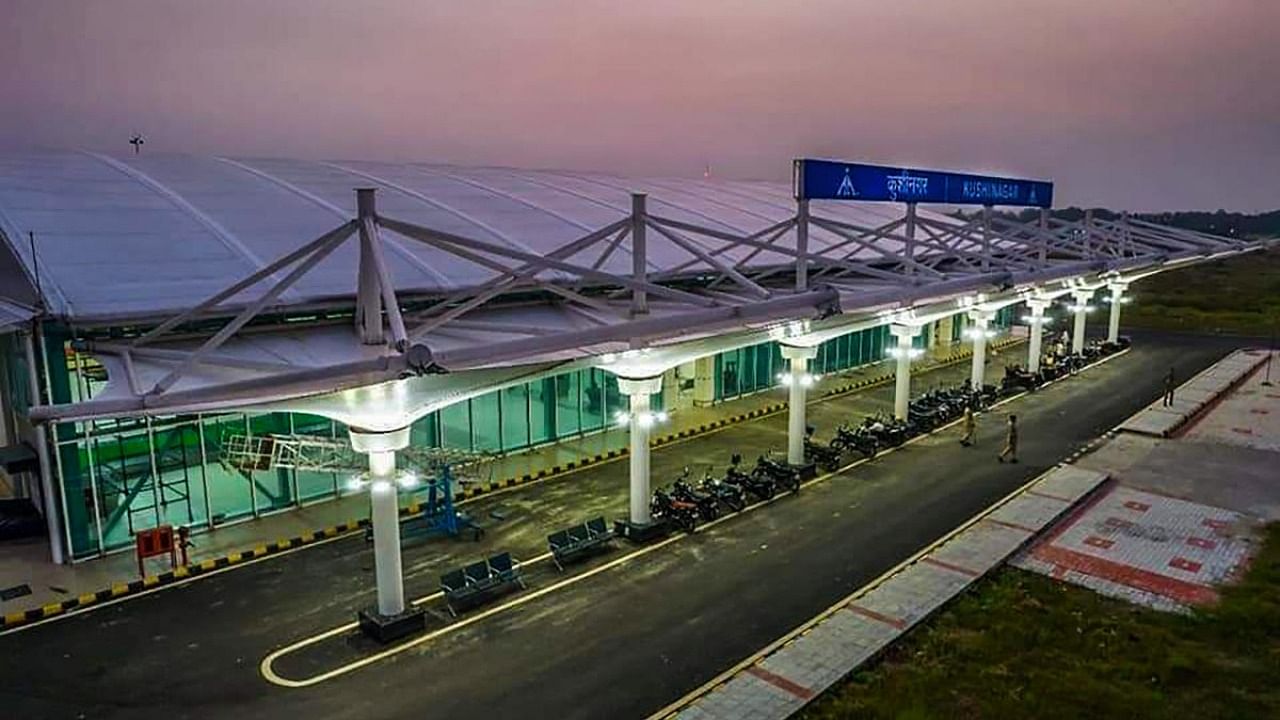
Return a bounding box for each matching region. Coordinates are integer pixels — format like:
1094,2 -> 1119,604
1,0 -> 1276,211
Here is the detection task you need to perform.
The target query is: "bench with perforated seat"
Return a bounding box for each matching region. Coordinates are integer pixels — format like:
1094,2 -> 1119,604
547,516 -> 614,570
440,551 -> 526,616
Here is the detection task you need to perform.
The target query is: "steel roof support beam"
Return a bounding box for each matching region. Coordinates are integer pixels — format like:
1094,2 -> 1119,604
145,222 -> 357,396
911,220 -> 983,272
809,216 -> 950,278
644,219 -> 772,299
643,215 -> 796,278
810,217 -> 905,265
86,342 -> 298,374
808,218 -> 959,281
147,227 -> 355,395
632,193 -> 649,316
404,219 -> 630,332
796,198 -> 809,291
380,216 -> 719,319
572,225 -> 630,294
133,219 -> 357,347
357,189 -> 409,351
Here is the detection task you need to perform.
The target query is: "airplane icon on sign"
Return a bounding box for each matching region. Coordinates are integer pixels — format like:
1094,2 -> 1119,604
836,168 -> 857,198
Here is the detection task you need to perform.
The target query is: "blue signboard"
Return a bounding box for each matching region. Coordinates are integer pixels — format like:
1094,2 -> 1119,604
793,158 -> 1053,208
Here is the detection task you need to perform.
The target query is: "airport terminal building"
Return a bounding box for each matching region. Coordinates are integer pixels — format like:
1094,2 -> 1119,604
0,151 -> 1251,564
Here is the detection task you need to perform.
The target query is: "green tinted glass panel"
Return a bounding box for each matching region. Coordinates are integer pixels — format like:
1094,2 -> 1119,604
530,378 -> 555,444
470,393 -> 502,453
500,385 -> 529,451
581,369 -> 605,432
440,401 -> 471,451
200,416 -> 254,526
556,372 -> 580,436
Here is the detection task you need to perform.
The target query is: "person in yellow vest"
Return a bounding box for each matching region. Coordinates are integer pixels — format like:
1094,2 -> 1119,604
997,414 -> 1018,464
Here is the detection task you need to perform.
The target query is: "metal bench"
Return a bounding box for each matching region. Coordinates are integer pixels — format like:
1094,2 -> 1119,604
547,516 -> 614,570
440,551 -> 526,616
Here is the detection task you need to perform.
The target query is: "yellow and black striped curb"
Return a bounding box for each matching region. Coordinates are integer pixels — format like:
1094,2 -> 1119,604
2,337 -> 1027,633
1,519 -> 370,632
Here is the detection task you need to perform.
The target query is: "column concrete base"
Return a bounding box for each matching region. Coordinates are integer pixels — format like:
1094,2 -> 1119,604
791,461 -> 819,481
614,518 -> 670,544
357,605 -> 426,643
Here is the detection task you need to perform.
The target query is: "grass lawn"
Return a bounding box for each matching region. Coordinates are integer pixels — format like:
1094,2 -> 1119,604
1124,246 -> 1280,337
802,523 -> 1280,719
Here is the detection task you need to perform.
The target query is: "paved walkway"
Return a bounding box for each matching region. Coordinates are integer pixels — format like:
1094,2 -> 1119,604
666,465 -> 1110,720
1013,484 -> 1256,611
1018,349 -> 1279,611
0,339 -> 1021,621
1118,349 -> 1269,437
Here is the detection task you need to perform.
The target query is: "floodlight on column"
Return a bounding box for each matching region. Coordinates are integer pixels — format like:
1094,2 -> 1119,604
777,372 -> 821,388
886,346 -> 924,360
614,409 -> 669,428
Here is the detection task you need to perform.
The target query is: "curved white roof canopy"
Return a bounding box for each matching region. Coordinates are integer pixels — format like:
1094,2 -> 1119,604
2,150 -> 946,323
2,150 -> 1260,426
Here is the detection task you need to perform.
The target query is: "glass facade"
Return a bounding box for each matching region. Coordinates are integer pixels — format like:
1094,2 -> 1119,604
40,334 -> 668,558
21,313 -> 994,560
715,325 -> 892,401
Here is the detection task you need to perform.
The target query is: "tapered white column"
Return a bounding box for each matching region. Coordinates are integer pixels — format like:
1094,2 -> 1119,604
889,324 -> 921,421
618,376 -> 663,525
1026,299 -> 1051,373
780,344 -> 819,466
1107,282 -> 1127,343
1070,289 -> 1094,353
350,426 -> 410,617
967,310 -> 994,389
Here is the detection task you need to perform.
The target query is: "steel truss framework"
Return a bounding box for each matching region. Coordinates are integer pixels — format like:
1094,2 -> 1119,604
219,432 -> 496,484
33,187 -> 1262,424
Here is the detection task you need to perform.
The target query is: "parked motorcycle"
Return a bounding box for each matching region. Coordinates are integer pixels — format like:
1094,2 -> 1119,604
803,425 -> 843,471
753,454 -> 801,494
672,468 -> 720,521
1002,365 -> 1040,394
724,453 -> 776,501
650,487 -> 698,533
863,413 -> 911,446
698,468 -> 746,513
831,422 -> 878,458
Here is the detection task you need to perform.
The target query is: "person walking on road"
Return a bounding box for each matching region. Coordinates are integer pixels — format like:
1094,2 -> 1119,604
960,404 -> 976,447
997,414 -> 1018,464
1163,367 -> 1176,407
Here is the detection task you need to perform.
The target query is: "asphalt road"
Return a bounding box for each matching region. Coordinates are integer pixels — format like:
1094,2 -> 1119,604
0,332 -> 1240,720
